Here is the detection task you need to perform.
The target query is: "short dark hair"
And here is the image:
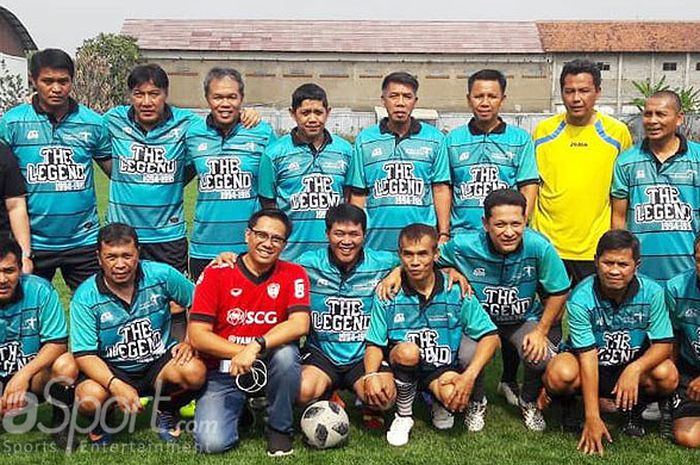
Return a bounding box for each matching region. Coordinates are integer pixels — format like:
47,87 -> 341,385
468,69 -> 507,94
203,67 -> 245,97
560,59 -> 601,90
325,203 -> 367,232
30,48 -> 74,79
382,72 -> 419,94
98,223 -> 139,251
483,189 -> 527,218
127,64 -> 169,91
0,237 -> 22,267
291,83 -> 328,110
595,229 -> 640,262
398,223 -> 438,250
649,90 -> 682,113
248,209 -> 293,239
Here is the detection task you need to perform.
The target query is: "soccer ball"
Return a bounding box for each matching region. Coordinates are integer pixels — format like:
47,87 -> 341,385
300,400 -> 350,449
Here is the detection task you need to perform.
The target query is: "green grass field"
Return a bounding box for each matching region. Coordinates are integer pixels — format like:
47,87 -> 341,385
3,170 -> 699,465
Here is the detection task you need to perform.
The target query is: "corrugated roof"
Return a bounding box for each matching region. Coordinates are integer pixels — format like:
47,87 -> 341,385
0,7 -> 37,53
537,21 -> 700,52
121,19 -> 543,54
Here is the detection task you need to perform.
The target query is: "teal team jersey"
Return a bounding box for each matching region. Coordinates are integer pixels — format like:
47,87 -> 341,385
258,129 -> 352,259
348,119 -> 448,252
104,105 -> 197,243
185,116 -> 276,258
70,260 -> 194,373
0,99 -> 111,250
0,275 -> 68,377
565,274 -> 674,367
666,269 -> 700,370
297,247 -> 398,366
611,136 -> 700,282
438,229 -> 570,325
443,119 -> 538,234
365,270 -> 497,371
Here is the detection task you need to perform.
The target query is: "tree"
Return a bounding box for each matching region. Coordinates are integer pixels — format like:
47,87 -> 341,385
0,58 -> 28,114
72,33 -> 140,113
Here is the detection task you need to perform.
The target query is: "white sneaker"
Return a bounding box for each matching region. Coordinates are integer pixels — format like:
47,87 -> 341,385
431,403 -> 454,430
386,414 -> 414,447
641,402 -> 661,421
520,399 -> 547,432
464,398 -> 488,432
497,382 -> 520,407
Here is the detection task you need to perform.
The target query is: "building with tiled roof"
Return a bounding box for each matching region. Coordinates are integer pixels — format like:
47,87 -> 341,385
0,7 -> 37,91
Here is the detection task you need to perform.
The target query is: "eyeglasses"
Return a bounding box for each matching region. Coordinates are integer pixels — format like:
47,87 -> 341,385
249,228 -> 287,247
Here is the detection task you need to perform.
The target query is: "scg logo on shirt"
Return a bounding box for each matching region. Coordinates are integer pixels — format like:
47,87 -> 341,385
226,308 -> 279,326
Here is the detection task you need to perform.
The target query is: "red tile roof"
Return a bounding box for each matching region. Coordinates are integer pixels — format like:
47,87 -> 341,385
121,19 -> 543,54
537,21 -> 700,52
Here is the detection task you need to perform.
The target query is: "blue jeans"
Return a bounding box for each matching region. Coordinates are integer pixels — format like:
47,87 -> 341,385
194,344 -> 301,454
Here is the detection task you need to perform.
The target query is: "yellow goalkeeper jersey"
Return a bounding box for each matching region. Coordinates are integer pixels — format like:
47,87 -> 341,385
530,111 -> 633,261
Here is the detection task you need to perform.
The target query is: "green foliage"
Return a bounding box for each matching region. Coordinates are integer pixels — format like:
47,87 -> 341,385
0,58 -> 28,113
631,76 -> 670,111
72,33 -> 140,113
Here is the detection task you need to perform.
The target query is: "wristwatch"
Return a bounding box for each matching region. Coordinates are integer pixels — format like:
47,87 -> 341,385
254,336 -> 267,354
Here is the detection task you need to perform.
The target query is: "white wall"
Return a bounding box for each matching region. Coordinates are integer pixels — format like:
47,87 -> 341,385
0,52 -> 28,89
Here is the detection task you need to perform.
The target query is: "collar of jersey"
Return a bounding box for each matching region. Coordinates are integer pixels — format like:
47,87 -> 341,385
127,104 -> 174,134
206,113 -> 242,138
379,117 -> 421,141
290,127 -> 333,154
468,117 -> 506,136
31,95 -> 79,124
483,230 -> 524,257
96,264 -> 145,307
640,133 -> 688,164
0,276 -> 24,308
236,253 -> 277,285
327,247 -> 365,278
400,266 -> 445,308
593,275 -> 641,308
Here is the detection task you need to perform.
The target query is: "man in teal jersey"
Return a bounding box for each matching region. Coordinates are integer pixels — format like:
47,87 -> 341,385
379,189 -> 570,431
296,204 -> 397,426
71,223 -> 205,446
186,68 -> 276,280
0,49 -> 112,290
258,83 -> 352,260
365,224 -> 499,446
348,72 -> 451,252
442,69 -> 539,413
543,230 -> 678,456
0,237 -> 80,450
444,69 -> 538,234
612,90 -> 700,283
665,236 -> 700,448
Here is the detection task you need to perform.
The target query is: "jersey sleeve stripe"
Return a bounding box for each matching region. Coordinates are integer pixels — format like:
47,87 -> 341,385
288,305 -> 310,314
190,314 -> 216,323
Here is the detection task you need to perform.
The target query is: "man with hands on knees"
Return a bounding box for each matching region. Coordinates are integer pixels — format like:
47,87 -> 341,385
364,223 -> 499,447
188,209 -> 310,457
542,229 -> 678,456
71,223 -> 205,446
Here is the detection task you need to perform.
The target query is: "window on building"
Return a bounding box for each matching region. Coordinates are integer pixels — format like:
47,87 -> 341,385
663,62 -> 677,71
696,62 -> 700,71
597,62 -> 611,71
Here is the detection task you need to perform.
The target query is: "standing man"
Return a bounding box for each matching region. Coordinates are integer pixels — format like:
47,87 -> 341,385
0,237 -> 79,450
531,59 -> 633,285
0,142 -> 31,273
443,69 -> 538,235
542,230 -> 678,456
185,68 -> 276,280
612,90 -> 700,283
348,72 -> 451,251
258,83 -> 352,260
71,223 -> 204,446
0,49 -> 112,289
665,236 -> 700,448
189,209 -> 310,457
365,224 -> 499,446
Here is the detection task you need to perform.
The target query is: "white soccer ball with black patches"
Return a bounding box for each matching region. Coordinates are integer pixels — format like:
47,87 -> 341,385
300,400 -> 350,449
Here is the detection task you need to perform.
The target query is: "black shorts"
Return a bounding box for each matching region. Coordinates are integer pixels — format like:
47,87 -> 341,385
140,238 -> 188,275
417,364 -> 459,390
33,244 -> 100,291
79,351 -> 173,396
597,364 -> 628,398
302,347 -> 390,392
189,257 -> 210,283
563,260 -> 596,288
673,360 -> 700,420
